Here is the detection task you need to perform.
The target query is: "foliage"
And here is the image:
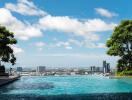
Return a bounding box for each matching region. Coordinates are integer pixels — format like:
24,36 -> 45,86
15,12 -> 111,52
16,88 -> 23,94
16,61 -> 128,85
106,20 -> 132,72
0,25 -> 17,65
116,70 -> 132,76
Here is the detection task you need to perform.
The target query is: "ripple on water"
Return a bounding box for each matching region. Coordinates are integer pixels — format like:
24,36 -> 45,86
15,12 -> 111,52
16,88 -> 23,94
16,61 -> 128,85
8,82 -> 54,90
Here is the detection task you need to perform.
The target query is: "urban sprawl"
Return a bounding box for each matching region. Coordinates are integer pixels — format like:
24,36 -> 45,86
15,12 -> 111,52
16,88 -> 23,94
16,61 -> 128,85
9,61 -> 115,76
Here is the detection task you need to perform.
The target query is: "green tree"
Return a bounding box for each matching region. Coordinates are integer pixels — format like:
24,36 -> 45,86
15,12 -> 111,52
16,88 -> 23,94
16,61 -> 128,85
0,25 -> 17,66
106,20 -> 132,72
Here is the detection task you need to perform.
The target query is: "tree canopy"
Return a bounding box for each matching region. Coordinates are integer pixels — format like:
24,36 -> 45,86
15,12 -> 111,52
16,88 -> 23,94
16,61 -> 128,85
106,20 -> 132,72
0,25 -> 17,65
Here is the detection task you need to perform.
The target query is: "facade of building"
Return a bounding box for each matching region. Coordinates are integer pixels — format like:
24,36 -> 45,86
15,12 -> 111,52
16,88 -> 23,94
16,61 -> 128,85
90,66 -> 103,73
17,67 -> 23,72
106,63 -> 110,73
36,66 -> 46,73
103,60 -> 110,73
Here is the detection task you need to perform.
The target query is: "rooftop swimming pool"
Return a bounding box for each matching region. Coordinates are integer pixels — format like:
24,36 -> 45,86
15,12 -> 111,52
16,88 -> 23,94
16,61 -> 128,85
0,75 -> 132,100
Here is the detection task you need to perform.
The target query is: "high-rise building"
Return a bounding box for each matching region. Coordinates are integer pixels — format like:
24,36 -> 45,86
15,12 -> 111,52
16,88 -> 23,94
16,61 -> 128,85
90,66 -> 95,72
17,67 -> 23,72
90,66 -> 93,72
90,66 -> 102,72
103,60 -> 107,73
106,63 -> 110,73
37,66 -> 46,73
103,61 -> 110,73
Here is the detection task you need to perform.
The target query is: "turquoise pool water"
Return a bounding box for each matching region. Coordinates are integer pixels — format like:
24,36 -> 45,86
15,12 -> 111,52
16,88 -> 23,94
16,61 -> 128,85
0,75 -> 132,96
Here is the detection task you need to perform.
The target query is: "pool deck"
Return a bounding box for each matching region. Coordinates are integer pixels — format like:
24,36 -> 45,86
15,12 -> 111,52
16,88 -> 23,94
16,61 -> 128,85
0,75 -> 20,86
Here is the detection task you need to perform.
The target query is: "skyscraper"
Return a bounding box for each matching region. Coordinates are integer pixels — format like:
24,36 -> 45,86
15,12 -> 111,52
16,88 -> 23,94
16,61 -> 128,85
103,60 -> 107,73
36,66 -> 46,73
103,61 -> 110,73
17,67 -> 23,72
106,63 -> 110,73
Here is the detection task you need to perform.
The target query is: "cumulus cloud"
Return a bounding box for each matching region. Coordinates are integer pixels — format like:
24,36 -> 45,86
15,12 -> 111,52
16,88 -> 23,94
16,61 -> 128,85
0,8 -> 43,40
49,39 -> 106,49
39,15 -> 117,41
95,8 -> 118,18
5,0 -> 47,16
0,0 -> 117,48
50,41 -> 72,50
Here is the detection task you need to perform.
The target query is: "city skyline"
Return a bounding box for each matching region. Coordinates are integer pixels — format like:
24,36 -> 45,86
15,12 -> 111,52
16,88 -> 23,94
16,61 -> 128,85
0,0 -> 130,68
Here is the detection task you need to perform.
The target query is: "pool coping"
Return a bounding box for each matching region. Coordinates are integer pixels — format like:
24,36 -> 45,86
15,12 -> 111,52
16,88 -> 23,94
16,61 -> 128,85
0,75 -> 20,87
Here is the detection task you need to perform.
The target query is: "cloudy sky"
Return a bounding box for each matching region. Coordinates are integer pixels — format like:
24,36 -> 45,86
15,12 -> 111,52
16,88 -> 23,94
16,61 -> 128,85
0,0 -> 130,68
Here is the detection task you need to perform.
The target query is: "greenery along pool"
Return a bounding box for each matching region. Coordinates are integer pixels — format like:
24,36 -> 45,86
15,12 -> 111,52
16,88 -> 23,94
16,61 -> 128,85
0,75 -> 132,96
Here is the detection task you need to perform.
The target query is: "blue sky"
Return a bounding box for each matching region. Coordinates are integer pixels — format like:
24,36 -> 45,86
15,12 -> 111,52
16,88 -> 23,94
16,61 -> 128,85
0,0 -> 131,68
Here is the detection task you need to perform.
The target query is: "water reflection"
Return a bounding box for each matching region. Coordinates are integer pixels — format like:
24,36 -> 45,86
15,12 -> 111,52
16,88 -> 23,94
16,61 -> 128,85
7,82 -> 54,90
0,78 -> 54,94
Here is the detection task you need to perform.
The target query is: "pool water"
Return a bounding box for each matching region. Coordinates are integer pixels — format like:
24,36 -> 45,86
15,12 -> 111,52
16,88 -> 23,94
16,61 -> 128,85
0,75 -> 132,100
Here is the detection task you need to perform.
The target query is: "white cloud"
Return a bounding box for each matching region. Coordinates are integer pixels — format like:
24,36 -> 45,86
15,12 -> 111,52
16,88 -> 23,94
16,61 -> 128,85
65,46 -> 73,50
97,43 -> 106,48
5,0 -> 47,16
34,42 -> 46,47
0,8 -> 43,40
39,15 -> 117,41
1,0 -> 117,48
95,8 -> 118,18
49,39 -> 106,49
11,45 -> 24,54
51,41 -> 72,50
68,39 -> 83,47
1,0 -> 117,42
34,42 -> 46,51
84,42 -> 106,48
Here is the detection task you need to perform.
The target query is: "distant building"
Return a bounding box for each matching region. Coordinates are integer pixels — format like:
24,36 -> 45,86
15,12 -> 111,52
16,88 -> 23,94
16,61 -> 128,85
90,66 -> 92,73
90,66 -> 96,72
103,60 -> 107,73
103,60 -> 110,73
106,63 -> 110,73
37,66 -> 46,73
17,67 -> 23,72
22,68 -> 32,72
95,67 -> 100,72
